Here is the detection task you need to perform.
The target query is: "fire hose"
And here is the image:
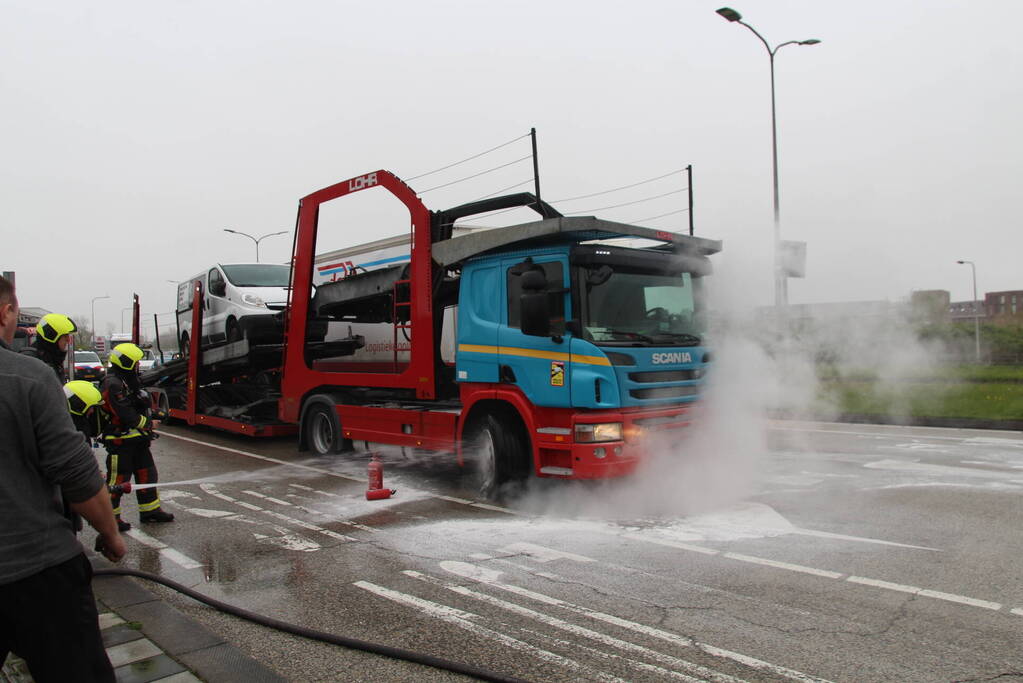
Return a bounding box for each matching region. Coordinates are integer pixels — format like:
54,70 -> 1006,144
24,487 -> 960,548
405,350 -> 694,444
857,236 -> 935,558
92,566 -> 531,683
93,484 -> 529,683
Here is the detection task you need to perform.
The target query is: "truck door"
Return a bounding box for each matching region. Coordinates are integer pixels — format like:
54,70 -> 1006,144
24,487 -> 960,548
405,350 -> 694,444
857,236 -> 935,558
497,257 -> 571,408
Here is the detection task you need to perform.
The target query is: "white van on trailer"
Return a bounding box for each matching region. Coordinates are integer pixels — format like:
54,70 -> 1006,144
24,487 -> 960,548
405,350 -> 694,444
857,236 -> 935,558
175,263 -> 298,351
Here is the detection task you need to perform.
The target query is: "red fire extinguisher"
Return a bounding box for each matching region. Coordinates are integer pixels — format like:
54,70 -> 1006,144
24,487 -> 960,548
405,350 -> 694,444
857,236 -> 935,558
366,453 -> 396,500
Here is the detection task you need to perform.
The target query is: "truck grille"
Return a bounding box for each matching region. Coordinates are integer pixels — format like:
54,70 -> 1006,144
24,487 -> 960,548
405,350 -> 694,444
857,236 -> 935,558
629,385 -> 700,400
628,369 -> 701,383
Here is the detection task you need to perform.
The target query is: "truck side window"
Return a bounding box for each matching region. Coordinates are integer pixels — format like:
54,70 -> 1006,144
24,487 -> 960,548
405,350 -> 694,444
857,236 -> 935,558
507,261 -> 565,335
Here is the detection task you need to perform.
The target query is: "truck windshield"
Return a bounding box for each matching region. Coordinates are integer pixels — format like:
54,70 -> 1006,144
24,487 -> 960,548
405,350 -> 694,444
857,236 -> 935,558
582,270 -> 704,346
220,264 -> 291,287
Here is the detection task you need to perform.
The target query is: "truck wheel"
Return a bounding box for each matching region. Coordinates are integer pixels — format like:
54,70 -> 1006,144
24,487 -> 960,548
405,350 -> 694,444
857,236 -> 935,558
466,413 -> 529,499
303,403 -> 346,455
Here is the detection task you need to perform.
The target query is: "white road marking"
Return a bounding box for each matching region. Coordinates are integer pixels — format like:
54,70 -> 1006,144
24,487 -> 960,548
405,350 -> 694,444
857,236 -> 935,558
521,626 -> 724,682
124,528 -> 202,569
722,553 -> 844,579
161,429 -> 1023,617
788,528 -> 940,551
353,581 -> 627,683
201,484 -> 356,543
498,542 -> 596,564
242,490 -> 292,506
437,562 -> 833,683
845,576 -> 1001,610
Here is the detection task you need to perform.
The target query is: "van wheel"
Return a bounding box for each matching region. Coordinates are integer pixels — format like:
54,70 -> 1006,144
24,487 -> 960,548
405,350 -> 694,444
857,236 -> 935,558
226,319 -> 242,344
303,403 -> 349,455
465,413 -> 529,500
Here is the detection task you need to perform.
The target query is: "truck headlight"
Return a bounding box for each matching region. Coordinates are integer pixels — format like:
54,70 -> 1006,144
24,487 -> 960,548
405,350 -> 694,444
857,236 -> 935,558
241,293 -> 266,307
575,422 -> 623,443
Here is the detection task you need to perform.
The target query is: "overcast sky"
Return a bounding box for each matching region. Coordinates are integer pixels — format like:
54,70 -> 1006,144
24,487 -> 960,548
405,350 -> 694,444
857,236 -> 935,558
3,0 -> 1021,335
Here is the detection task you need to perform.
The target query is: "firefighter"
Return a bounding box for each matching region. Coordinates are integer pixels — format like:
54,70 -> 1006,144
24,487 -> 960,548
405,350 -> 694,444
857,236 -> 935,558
20,313 -> 77,382
61,380 -> 107,535
65,380 -> 106,440
100,343 -> 174,530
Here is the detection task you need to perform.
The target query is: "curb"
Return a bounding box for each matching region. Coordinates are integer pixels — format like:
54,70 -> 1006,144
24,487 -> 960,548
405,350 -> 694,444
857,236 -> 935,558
89,555 -> 287,683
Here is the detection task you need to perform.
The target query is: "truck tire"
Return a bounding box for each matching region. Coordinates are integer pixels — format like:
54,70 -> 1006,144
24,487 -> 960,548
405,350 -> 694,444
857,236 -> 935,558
466,413 -> 530,499
303,403 -> 347,455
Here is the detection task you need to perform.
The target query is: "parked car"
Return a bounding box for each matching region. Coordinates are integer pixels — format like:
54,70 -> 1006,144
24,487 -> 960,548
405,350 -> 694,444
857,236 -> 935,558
73,351 -> 106,382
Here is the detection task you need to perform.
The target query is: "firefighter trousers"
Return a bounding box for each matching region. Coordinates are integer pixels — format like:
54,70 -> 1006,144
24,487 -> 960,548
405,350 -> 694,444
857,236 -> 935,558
104,437 -> 162,516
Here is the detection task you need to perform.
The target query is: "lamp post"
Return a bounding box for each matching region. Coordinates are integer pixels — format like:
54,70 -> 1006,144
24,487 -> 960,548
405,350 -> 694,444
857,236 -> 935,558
223,229 -> 288,263
90,295 -> 109,346
957,260 -> 981,363
716,7 -> 819,307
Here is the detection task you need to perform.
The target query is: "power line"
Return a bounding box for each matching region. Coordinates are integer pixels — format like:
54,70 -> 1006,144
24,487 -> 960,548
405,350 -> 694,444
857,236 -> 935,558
549,169 -> 687,203
565,189 -> 687,215
405,133 -> 531,182
629,207 -> 691,223
418,156 -> 532,194
472,179 -> 535,201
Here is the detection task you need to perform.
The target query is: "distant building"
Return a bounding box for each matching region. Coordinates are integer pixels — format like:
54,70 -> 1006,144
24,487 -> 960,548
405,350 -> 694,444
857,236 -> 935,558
984,290 -> 1023,324
949,299 -> 985,322
17,306 -> 49,327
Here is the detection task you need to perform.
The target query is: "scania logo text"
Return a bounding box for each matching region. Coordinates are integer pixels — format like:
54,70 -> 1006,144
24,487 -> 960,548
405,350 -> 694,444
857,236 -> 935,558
652,352 -> 692,364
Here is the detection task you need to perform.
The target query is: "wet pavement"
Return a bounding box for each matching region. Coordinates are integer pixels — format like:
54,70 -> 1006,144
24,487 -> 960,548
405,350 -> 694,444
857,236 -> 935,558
7,419 -> 1023,682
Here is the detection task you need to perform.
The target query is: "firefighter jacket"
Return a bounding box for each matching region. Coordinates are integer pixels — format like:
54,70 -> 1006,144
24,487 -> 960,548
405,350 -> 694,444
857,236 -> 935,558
100,370 -> 152,441
20,340 -> 68,383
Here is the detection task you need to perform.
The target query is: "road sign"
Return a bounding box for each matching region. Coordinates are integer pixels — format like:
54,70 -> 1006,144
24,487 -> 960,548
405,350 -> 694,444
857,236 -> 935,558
94,336 -> 106,353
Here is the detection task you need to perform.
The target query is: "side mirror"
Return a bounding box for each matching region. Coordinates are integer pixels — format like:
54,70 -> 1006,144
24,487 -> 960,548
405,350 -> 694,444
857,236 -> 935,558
519,269 -> 550,337
211,281 -> 226,297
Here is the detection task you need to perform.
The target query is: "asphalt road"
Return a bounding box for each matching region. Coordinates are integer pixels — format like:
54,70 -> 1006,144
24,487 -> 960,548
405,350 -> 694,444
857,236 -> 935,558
100,420 -> 1023,682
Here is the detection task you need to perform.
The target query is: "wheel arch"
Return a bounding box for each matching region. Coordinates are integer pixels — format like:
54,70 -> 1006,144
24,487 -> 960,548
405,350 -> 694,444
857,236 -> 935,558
298,392 -> 346,452
458,392 -> 535,472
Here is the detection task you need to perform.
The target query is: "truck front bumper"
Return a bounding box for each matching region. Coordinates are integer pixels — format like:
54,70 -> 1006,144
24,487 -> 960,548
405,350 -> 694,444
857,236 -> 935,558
534,404 -> 695,480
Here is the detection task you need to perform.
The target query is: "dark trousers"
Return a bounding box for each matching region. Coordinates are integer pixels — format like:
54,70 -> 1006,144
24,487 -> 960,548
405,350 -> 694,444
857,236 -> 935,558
0,553 -> 115,683
105,437 -> 161,516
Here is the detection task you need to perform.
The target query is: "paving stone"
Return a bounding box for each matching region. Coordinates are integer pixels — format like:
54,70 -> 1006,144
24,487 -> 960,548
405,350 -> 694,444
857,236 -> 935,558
102,623 -> 146,648
117,599 -> 223,656
94,575 -> 158,609
99,612 -> 126,629
153,672 -> 204,683
113,654 -> 186,683
179,643 -> 287,683
107,639 -> 163,669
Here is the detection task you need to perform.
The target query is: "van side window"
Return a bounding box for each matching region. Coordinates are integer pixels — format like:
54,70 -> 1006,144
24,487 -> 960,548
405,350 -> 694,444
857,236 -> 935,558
507,261 -> 565,334
208,268 -> 224,297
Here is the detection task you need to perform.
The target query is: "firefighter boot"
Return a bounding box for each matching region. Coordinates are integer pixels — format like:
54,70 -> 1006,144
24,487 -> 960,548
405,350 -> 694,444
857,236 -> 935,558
140,508 -> 175,523
116,516 -> 131,532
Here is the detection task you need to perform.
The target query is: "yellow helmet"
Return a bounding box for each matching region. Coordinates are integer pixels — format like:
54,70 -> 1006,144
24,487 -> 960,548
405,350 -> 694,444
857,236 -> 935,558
64,380 -> 103,415
36,313 -> 77,343
109,343 -> 144,370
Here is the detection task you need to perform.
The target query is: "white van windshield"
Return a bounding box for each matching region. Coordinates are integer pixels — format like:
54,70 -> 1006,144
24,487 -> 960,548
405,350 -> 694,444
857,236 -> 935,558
220,264 -> 290,287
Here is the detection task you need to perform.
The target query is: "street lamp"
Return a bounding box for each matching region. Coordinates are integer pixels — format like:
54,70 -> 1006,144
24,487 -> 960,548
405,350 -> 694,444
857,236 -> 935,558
716,7 -> 820,307
223,229 -> 288,263
90,294 -> 109,346
956,260 -> 981,363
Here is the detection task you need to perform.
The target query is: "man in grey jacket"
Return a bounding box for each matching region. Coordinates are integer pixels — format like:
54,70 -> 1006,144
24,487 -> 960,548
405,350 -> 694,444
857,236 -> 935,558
0,276 -> 127,682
